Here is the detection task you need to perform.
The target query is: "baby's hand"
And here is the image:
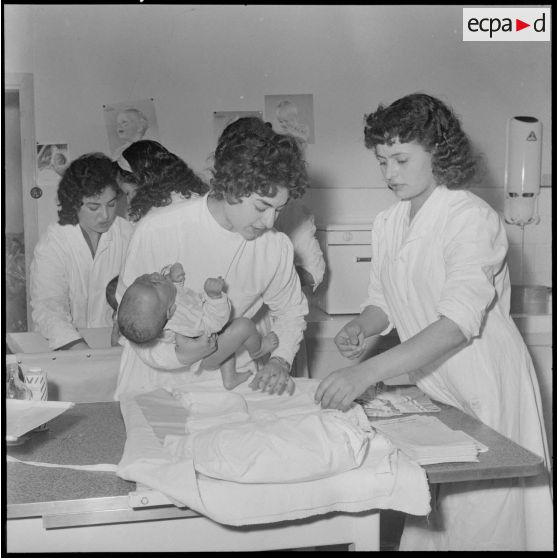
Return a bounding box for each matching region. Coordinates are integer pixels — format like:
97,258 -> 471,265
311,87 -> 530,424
204,276 -> 226,299
168,262 -> 186,283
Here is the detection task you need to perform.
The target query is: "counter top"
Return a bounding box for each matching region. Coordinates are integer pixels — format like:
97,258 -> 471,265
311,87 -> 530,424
7,399 -> 545,521
7,402 -> 133,518
7,327 -> 114,354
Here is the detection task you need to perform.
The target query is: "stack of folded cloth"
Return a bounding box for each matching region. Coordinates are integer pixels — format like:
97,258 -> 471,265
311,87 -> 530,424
369,414 -> 487,465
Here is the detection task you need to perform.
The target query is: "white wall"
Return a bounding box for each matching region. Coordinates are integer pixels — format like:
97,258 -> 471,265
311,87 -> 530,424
4,4 -> 553,285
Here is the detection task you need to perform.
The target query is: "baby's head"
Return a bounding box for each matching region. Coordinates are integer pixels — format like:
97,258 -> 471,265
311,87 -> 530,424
118,272 -> 177,344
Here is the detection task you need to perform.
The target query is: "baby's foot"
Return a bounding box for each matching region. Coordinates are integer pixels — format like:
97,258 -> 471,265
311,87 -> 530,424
222,370 -> 253,390
250,332 -> 279,360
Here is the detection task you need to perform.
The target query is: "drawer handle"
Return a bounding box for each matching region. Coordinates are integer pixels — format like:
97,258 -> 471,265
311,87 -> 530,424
355,257 -> 371,263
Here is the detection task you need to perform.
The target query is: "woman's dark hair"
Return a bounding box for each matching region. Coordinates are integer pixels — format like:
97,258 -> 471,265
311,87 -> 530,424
364,93 -> 478,189
210,117 -> 309,203
120,140 -> 209,222
57,152 -> 120,225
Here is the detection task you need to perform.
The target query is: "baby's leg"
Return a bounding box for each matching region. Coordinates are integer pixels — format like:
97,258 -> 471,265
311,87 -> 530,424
219,356 -> 253,390
199,318 -> 262,389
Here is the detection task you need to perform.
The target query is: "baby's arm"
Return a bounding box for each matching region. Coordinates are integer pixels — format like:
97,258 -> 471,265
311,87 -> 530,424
204,276 -> 225,299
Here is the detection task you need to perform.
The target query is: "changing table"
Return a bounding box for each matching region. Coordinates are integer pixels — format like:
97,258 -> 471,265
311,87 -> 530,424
6,401 -> 545,552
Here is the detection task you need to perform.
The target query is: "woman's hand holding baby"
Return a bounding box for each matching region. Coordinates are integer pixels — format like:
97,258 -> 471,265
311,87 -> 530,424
168,262 -> 186,283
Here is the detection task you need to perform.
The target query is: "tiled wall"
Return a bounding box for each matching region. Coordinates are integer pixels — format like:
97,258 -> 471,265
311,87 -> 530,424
304,185 -> 553,288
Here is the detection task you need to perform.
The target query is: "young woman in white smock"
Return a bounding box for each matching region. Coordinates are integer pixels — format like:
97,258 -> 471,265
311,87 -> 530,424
314,93 -> 553,551
30,153 -> 133,351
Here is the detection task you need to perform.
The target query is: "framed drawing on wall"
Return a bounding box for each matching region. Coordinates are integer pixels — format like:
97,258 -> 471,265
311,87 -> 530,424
264,94 -> 314,145
36,143 -> 70,187
103,98 -> 160,161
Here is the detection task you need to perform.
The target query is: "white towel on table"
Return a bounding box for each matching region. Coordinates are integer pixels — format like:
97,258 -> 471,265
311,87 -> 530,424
117,372 -> 431,526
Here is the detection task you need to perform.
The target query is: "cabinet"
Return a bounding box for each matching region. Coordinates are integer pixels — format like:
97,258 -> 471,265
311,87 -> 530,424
314,224 -> 373,315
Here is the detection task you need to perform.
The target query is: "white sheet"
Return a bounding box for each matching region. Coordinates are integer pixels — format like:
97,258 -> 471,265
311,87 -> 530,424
117,373 -> 431,526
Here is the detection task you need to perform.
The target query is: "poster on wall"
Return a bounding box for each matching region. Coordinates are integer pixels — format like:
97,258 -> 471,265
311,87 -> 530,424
213,110 -> 263,144
103,98 -> 160,161
264,94 -> 315,145
36,143 -> 70,187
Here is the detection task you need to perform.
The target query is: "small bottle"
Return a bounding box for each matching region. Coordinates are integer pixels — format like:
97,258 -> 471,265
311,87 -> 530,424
6,363 -> 33,400
23,366 -> 49,431
24,366 -> 49,401
6,363 -> 32,446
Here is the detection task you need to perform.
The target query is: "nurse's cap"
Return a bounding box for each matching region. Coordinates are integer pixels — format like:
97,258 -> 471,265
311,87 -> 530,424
115,154 -> 133,173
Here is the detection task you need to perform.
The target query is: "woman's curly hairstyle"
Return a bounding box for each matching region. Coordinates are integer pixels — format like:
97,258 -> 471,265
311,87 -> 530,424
120,140 -> 209,222
57,153 -> 120,225
210,117 -> 309,203
364,93 -> 478,189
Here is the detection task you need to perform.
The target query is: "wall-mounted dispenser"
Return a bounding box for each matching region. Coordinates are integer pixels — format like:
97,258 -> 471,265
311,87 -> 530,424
504,116 -> 542,226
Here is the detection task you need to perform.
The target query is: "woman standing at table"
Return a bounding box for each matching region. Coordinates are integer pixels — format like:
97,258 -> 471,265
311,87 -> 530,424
114,119 -> 310,398
30,153 -> 133,351
314,93 -> 552,551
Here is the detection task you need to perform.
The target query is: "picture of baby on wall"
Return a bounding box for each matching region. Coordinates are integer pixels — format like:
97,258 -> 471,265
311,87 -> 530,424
103,98 -> 160,161
265,93 -> 315,145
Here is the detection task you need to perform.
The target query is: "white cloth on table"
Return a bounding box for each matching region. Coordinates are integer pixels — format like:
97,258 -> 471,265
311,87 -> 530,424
365,185 -> 553,551
117,373 -> 431,526
30,218 -> 133,350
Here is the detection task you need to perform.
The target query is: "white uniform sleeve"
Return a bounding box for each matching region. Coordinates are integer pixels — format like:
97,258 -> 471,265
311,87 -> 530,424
263,235 -> 308,365
30,235 -> 82,350
276,203 -> 325,290
127,332 -> 184,370
362,222 -> 395,335
436,204 -> 508,341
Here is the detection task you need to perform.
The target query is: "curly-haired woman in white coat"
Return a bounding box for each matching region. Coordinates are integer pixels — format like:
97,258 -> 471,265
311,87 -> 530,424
314,93 -> 552,551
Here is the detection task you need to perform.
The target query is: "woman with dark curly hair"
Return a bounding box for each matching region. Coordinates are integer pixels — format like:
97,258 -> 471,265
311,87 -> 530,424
30,153 -> 134,351
115,118 -> 310,399
114,140 -> 209,222
314,93 -> 552,550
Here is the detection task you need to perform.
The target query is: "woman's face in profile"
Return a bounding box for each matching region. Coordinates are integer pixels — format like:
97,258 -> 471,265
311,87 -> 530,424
116,112 -> 141,142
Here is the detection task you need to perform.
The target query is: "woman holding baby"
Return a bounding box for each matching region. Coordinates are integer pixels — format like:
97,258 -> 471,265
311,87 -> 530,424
114,119 -> 310,399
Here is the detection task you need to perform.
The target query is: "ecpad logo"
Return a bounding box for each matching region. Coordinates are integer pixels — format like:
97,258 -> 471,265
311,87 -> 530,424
463,8 -> 550,41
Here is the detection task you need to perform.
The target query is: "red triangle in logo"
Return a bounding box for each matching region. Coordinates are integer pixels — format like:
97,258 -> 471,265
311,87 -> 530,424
516,19 -> 530,31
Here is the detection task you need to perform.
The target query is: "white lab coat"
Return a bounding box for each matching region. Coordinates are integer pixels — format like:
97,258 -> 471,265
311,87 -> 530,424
274,199 -> 325,290
30,217 -> 134,350
254,200 -> 326,378
365,185 -> 552,550
114,194 -> 308,398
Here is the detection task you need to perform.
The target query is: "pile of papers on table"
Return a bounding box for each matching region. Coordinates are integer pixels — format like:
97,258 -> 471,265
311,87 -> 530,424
6,399 -> 74,440
370,414 -> 488,465
356,384 -> 441,418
